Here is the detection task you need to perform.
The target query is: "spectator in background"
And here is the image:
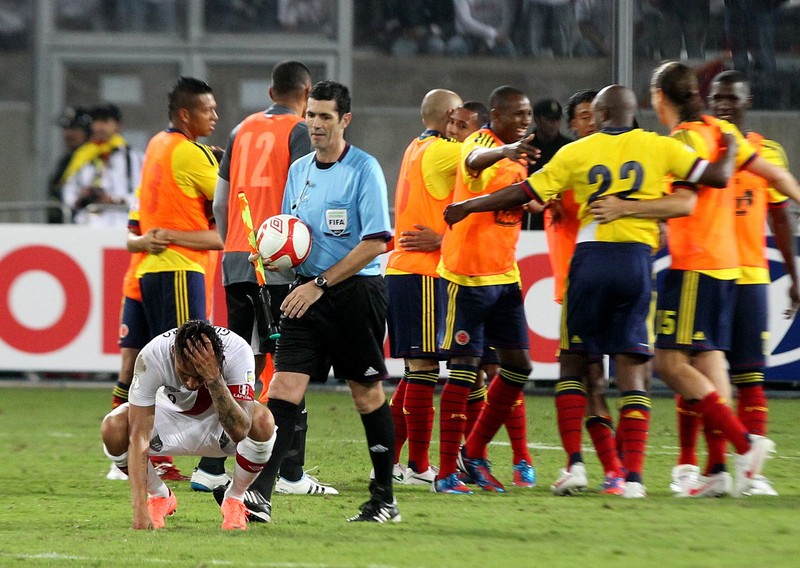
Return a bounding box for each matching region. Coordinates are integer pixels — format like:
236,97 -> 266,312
47,106 -> 92,223
521,98 -> 572,230
61,103 -> 144,226
0,0 -> 30,50
277,0 -> 334,37
112,0 -> 179,33
390,0 -> 460,56
650,0 -> 710,60
451,0 -> 517,57
724,0 -> 782,76
516,0 -> 574,57
574,0 -> 643,57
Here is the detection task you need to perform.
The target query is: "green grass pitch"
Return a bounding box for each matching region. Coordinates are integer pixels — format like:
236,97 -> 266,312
1,385 -> 799,567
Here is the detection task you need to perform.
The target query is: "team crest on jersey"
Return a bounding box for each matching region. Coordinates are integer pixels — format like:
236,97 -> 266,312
455,330 -> 470,345
119,324 -> 129,339
326,209 -> 348,236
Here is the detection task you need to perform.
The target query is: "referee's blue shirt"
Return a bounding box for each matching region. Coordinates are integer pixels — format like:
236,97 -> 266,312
283,144 -> 392,277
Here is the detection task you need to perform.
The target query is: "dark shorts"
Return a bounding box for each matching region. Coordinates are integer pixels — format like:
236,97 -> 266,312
118,296 -> 150,350
727,282 -> 768,370
655,269 -> 735,352
140,270 -> 207,337
386,273 -> 446,360
274,276 -> 389,383
438,278 -> 529,358
225,281 -> 289,355
562,242 -> 653,357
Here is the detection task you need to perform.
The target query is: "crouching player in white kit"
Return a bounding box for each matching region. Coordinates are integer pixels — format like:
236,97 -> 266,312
101,319 -> 276,530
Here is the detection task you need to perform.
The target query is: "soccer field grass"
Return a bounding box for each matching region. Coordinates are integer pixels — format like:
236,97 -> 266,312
1,386 -> 799,568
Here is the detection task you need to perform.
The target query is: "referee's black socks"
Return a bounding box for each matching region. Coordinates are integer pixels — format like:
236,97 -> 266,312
250,398 -> 300,498
361,401 -> 395,501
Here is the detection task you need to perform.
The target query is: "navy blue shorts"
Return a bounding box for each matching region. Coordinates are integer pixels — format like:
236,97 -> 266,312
386,273 -> 445,360
728,282 -> 768,370
275,276 -> 389,383
655,269 -> 735,352
562,242 -> 653,357
438,278 -> 529,358
118,296 -> 150,350
140,270 -> 207,337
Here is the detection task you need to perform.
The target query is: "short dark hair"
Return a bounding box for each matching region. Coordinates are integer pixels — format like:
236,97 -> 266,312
489,85 -> 526,112
711,69 -> 750,96
174,320 -> 225,369
566,89 -> 598,121
309,80 -> 351,116
462,101 -> 490,127
271,61 -> 312,97
168,77 -> 213,121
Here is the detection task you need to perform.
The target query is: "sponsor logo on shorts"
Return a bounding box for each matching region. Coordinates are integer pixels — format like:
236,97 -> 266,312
455,330 -> 470,345
364,367 -> 379,376
449,413 -> 467,420
119,324 -> 129,339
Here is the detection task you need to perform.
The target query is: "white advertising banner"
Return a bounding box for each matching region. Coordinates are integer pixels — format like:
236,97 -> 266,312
1,225 -> 797,381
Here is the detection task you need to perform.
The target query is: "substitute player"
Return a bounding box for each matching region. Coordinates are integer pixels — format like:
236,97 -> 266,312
101,320 -> 276,530
444,84 -> 738,498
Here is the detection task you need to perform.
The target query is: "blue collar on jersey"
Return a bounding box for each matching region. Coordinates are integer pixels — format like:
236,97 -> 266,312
420,129 -> 443,140
600,126 -> 635,135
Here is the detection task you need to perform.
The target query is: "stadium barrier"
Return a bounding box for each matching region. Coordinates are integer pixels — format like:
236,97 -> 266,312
0,224 -> 798,382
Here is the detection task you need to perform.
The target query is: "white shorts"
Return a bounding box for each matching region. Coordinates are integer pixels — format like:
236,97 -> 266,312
146,394 -> 238,457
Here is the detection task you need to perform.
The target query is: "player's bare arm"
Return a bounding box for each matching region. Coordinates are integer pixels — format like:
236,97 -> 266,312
181,334 -> 253,442
444,182 -> 531,226
127,228 -> 170,254
128,403 -> 156,530
746,156 -> 800,203
157,228 -> 224,251
399,224 -> 442,252
465,134 -> 540,174
770,206 -> 800,318
280,237 -> 387,319
591,187 -> 697,224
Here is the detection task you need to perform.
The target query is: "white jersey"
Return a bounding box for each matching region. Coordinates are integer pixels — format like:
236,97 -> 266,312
129,326 -> 256,414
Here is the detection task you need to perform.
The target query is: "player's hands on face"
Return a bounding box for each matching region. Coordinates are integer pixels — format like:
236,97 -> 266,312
589,195 -> 626,224
443,203 -> 469,227
181,333 -> 222,386
399,224 -> 442,252
281,281 -> 324,319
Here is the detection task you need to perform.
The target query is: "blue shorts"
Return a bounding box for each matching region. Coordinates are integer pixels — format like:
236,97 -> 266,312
386,273 -> 445,360
561,242 -> 653,357
140,270 -> 207,337
438,278 -> 529,358
727,282 -> 768,370
118,296 -> 150,350
655,269 -> 735,352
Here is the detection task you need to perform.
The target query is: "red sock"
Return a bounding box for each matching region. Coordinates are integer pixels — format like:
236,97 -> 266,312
689,391 -> 749,455
554,378 -> 587,467
505,393 -> 532,464
465,385 -> 486,444
404,370 -> 438,473
465,367 -> 527,459
735,381 -> 768,436
676,394 -> 701,465
586,415 -> 623,477
703,423 -> 728,475
389,375 -> 408,464
617,391 -> 651,482
438,367 -> 476,477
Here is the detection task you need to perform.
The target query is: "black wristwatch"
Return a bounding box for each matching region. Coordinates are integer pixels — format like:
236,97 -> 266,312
314,275 -> 328,290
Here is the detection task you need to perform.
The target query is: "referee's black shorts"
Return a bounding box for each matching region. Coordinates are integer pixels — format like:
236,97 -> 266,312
275,275 -> 389,383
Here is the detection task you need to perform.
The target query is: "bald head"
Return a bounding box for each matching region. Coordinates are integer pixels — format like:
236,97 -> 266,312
593,85 -> 638,129
421,89 -> 462,132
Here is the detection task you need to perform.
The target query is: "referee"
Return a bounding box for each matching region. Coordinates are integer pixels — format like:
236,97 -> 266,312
260,81 -> 398,523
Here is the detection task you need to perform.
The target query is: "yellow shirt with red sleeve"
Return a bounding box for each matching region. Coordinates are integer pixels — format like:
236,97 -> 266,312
438,127 -> 528,286
386,130 -> 461,278
667,116 -> 757,280
733,131 -> 790,285
136,129 -> 219,278
225,112 -> 303,254
543,189 -> 580,304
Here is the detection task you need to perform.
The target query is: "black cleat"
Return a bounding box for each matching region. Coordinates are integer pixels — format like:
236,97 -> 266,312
348,483 -> 401,523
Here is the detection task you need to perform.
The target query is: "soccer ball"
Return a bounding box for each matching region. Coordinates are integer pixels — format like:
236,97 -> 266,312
256,214 -> 312,269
